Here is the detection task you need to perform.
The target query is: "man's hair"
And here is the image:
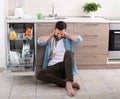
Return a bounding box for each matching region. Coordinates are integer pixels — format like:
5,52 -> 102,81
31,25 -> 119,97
55,21 -> 67,30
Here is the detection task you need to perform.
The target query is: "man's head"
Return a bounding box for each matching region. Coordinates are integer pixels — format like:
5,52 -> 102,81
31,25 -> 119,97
54,21 -> 67,40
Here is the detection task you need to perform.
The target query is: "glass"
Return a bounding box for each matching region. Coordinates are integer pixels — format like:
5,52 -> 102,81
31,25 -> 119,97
37,13 -> 43,20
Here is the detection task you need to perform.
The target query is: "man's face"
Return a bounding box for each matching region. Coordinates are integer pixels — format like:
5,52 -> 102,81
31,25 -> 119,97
54,29 -> 66,40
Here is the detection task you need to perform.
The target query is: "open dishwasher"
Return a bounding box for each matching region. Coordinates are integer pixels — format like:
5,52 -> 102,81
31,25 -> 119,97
5,23 -> 35,76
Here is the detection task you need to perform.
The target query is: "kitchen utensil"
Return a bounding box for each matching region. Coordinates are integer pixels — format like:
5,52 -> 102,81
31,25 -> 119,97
9,51 -> 20,64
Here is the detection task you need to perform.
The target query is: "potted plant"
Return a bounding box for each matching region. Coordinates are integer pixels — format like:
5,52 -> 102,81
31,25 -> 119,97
83,2 -> 101,18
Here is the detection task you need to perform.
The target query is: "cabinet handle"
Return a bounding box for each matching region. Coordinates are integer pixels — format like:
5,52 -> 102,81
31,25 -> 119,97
83,34 -> 99,37
82,45 -> 97,47
81,55 -> 97,58
83,23 -> 99,26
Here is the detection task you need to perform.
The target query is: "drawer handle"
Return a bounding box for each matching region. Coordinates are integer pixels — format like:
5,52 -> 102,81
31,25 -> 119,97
82,45 -> 97,47
83,34 -> 99,37
83,23 -> 99,26
81,56 -> 97,58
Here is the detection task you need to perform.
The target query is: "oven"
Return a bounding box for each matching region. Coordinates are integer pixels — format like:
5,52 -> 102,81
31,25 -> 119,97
108,23 -> 120,59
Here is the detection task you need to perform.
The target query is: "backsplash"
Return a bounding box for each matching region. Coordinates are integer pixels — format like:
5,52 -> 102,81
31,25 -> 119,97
5,0 -> 120,17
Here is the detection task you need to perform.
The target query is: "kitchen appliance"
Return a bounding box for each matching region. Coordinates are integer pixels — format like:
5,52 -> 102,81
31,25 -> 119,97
108,23 -> 120,59
14,8 -> 24,17
7,23 -> 35,74
14,0 -> 24,17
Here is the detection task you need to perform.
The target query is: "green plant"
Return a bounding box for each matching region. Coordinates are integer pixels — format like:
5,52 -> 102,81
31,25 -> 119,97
83,2 -> 101,13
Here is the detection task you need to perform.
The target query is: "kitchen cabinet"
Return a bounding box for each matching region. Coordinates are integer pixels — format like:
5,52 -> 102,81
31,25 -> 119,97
35,23 -> 55,70
35,22 -> 109,69
5,19 -> 110,73
74,23 -> 109,68
5,23 -> 35,75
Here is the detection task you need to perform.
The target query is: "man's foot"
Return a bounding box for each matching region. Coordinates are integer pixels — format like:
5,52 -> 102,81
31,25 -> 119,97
66,81 -> 76,97
72,82 -> 80,90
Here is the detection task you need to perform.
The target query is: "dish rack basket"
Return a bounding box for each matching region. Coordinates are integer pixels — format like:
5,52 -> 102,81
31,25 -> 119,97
9,28 -> 33,40
8,50 -> 34,67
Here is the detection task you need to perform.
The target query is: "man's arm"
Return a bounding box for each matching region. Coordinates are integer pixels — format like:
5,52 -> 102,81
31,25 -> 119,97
64,32 -> 81,41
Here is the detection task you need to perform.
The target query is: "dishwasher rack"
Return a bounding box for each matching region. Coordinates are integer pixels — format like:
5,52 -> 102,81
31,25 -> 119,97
8,50 -> 34,67
6,23 -> 35,73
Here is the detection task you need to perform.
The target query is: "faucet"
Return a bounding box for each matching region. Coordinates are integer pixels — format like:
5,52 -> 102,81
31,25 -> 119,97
49,3 -> 57,17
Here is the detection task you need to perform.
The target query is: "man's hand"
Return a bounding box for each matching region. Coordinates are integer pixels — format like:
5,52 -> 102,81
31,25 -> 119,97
64,32 -> 70,38
49,29 -> 55,38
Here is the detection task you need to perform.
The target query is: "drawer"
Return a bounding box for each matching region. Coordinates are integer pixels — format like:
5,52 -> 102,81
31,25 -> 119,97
80,33 -> 108,41
75,54 -> 107,65
80,37 -> 108,45
74,41 -> 108,54
74,23 -> 109,35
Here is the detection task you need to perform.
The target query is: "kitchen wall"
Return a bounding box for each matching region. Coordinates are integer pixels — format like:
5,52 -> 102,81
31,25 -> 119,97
5,0 -> 120,17
0,0 -> 5,67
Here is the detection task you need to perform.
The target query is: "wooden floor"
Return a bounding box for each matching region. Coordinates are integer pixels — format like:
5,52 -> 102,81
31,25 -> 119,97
1,69 -> 120,99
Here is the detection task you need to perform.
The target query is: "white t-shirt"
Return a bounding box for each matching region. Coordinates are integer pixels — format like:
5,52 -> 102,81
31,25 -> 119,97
48,39 -> 65,66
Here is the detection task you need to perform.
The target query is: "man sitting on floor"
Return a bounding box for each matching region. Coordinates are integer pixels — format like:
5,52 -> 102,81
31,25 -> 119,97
35,21 -> 82,96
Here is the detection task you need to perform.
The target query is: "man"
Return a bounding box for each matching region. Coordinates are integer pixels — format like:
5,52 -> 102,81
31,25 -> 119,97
35,21 -> 82,96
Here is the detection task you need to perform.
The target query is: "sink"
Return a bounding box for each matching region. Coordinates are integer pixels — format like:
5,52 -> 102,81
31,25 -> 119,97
43,16 -> 68,20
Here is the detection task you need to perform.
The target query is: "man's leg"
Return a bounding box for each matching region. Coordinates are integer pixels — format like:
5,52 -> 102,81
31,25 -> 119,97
62,50 -> 80,96
63,50 -> 74,82
35,63 -> 66,87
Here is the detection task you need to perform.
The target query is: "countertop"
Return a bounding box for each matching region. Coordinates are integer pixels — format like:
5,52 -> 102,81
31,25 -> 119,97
103,17 -> 120,23
5,16 -> 109,23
